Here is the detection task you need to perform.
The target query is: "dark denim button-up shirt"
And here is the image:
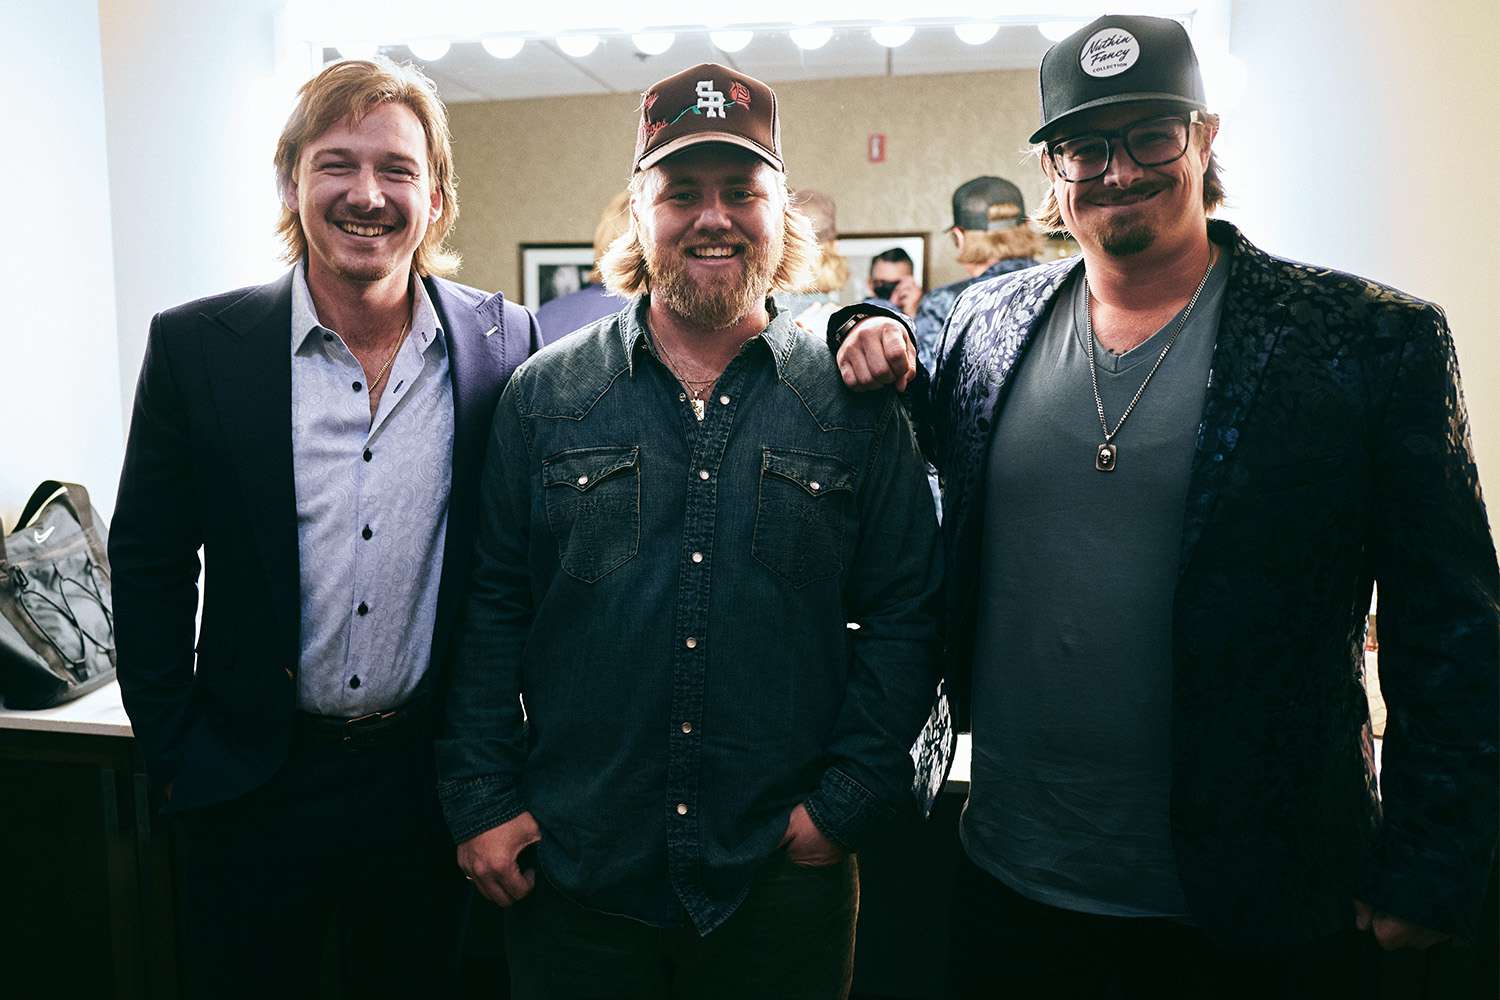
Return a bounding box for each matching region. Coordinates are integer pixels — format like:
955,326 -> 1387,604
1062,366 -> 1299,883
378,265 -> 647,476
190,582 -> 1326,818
437,298 -> 941,933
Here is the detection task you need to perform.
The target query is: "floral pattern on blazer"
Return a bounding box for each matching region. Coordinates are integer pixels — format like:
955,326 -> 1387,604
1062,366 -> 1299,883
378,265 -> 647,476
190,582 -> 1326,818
898,219 -> 1497,947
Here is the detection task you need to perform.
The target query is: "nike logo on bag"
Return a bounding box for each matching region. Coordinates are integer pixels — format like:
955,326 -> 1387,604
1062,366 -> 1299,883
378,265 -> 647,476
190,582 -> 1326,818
32,525 -> 55,544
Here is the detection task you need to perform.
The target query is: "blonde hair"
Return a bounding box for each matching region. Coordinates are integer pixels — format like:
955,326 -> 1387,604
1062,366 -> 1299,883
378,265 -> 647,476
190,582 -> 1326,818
274,57 -> 461,277
956,222 -> 1046,266
805,242 -> 849,293
600,169 -> 819,298
590,191 -> 632,283
1030,114 -> 1226,237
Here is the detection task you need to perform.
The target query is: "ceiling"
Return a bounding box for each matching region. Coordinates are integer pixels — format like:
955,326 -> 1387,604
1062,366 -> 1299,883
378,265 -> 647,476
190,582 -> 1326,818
323,23 -> 1057,103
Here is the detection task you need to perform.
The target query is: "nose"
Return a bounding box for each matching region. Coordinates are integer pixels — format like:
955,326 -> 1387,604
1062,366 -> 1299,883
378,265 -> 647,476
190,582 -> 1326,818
1099,137 -> 1145,187
346,167 -> 386,212
692,193 -> 732,233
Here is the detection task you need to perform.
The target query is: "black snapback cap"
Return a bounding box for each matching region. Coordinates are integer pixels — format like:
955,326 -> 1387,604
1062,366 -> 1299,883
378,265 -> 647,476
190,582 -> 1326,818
951,176 -> 1026,232
1031,14 -> 1206,143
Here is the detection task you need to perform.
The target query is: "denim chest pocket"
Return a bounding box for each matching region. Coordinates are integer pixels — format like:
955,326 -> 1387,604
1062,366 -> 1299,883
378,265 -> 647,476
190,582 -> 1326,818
543,445 -> 641,583
753,448 -> 857,589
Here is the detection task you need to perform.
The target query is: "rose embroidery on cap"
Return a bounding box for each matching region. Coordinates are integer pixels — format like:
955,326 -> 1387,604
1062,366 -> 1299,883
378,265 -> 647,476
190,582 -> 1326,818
643,90 -> 658,112
729,81 -> 751,108
642,119 -> 667,142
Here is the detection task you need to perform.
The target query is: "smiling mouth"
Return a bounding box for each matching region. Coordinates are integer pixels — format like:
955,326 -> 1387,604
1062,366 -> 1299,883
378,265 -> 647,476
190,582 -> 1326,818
1092,188 -> 1164,208
686,245 -> 742,260
335,220 -> 396,238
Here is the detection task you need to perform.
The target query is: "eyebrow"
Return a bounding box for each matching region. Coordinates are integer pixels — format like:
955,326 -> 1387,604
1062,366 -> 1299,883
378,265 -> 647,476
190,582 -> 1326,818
310,147 -> 422,168
660,174 -> 758,189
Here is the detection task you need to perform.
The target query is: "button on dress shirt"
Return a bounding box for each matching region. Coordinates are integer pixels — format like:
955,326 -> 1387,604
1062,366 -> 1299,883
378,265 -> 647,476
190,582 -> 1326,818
289,261 -> 454,716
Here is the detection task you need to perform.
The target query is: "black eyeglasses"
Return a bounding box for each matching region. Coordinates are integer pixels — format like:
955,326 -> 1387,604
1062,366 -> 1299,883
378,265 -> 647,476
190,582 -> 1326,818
1047,112 -> 1202,183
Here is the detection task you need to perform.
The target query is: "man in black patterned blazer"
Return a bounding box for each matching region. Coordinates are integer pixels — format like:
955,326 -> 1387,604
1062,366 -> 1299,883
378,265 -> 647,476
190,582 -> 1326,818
831,14 -> 1496,998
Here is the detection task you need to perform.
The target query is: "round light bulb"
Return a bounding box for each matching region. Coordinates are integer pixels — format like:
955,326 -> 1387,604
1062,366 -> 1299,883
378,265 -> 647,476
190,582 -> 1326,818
406,39 -> 450,61
632,32 -> 675,56
481,36 -> 525,59
556,34 -> 600,58
870,25 -> 914,48
954,23 -> 999,46
1039,21 -> 1080,43
789,27 -> 833,51
709,30 -> 754,53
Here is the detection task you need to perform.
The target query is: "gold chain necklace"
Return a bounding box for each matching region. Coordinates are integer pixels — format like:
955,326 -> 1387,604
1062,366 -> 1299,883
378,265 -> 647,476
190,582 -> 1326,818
653,334 -> 724,422
367,317 -> 412,395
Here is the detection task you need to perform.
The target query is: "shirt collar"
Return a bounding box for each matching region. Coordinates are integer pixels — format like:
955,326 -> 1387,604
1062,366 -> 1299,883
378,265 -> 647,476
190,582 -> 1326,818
290,258 -> 446,356
621,294 -> 798,379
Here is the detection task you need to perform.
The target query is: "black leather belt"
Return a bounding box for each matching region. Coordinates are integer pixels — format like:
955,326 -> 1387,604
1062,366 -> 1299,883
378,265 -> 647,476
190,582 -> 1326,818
296,699 -> 429,750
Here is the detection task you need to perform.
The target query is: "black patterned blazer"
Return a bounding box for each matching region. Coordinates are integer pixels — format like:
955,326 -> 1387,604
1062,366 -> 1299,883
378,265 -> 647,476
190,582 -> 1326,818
902,219 -> 1497,947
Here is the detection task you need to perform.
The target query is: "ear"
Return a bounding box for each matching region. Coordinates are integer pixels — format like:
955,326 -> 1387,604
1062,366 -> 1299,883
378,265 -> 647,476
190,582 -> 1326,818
429,182 -> 443,226
1197,114 -> 1220,163
281,175 -> 300,216
951,227 -> 964,252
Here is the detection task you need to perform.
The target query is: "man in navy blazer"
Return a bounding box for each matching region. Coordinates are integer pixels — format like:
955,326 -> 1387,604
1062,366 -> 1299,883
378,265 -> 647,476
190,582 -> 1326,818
109,58 -> 540,999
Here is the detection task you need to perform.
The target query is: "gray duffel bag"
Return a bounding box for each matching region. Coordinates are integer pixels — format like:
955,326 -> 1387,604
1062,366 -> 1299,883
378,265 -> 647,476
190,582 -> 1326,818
0,481 -> 116,709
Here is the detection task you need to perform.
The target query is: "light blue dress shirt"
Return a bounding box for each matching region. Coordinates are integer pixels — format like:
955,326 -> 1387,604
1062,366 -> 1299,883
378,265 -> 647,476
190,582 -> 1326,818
290,261 -> 453,716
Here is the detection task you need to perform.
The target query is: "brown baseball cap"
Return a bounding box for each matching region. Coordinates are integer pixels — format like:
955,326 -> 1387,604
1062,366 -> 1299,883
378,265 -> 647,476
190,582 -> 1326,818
632,63 -> 782,174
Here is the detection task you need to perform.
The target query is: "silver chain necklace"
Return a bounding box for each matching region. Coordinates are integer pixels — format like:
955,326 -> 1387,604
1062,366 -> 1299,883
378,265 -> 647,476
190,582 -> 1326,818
1084,255 -> 1215,472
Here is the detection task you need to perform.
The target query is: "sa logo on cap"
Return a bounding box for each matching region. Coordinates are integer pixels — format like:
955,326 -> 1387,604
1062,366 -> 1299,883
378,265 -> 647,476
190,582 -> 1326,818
1079,28 -> 1140,78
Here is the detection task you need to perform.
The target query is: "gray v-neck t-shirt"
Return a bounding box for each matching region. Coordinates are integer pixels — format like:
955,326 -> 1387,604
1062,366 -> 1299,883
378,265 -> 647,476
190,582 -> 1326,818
961,250 -> 1230,918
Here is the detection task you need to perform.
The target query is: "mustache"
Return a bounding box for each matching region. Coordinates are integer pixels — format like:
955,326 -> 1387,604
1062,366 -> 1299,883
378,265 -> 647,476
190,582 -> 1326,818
1088,181 -> 1171,205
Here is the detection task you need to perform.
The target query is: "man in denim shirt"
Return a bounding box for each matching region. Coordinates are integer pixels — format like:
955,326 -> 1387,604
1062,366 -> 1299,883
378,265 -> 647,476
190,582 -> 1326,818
436,64 -> 941,998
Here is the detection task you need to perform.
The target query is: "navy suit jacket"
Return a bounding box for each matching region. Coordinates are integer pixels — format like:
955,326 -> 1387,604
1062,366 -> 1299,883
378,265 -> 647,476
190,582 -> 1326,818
110,269 -> 541,812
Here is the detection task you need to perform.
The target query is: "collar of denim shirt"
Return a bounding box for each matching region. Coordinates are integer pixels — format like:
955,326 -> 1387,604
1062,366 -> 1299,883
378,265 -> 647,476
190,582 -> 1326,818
620,294 -> 798,380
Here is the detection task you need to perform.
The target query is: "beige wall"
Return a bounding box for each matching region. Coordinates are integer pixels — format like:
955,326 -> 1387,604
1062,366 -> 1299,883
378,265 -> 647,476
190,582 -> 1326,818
447,69 -> 1044,302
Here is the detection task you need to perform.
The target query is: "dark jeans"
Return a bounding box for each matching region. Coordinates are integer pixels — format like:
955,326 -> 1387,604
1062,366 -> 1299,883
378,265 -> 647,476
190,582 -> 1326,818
504,852 -> 859,1000
172,725 -> 467,1000
949,853 -> 1377,1000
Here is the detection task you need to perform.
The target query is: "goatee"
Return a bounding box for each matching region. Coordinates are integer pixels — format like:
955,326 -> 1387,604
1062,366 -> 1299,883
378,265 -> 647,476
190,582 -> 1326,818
647,233 -> 780,329
1098,222 -> 1156,257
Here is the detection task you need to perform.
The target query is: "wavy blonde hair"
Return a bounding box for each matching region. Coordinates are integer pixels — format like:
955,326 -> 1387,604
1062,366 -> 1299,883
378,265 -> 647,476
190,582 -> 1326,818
274,57 -> 461,277
600,169 -> 819,298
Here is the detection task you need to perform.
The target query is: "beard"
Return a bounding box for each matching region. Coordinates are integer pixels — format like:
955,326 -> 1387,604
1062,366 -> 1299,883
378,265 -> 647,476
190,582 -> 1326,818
646,228 -> 781,330
1084,180 -> 1173,257
1097,220 -> 1156,256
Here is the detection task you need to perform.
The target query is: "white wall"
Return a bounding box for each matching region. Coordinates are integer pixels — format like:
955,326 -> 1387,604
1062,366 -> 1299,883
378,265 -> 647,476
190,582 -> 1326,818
0,2 -> 123,525
99,0 -> 305,436
1222,0 -> 1500,511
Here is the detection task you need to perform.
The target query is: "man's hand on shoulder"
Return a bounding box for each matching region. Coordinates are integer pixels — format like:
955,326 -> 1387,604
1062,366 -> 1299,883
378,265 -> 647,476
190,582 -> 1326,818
837,317 -> 917,393
459,810 -> 542,907
779,803 -> 846,868
1353,898 -> 1450,951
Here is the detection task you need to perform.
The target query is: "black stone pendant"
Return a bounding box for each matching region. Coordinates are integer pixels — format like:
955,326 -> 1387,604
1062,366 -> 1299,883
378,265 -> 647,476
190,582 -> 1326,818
1096,442 -> 1117,472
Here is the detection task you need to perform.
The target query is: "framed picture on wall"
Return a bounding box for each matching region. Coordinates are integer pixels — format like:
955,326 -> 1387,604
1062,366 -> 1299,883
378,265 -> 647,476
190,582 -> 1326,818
833,233 -> 928,305
521,243 -> 595,309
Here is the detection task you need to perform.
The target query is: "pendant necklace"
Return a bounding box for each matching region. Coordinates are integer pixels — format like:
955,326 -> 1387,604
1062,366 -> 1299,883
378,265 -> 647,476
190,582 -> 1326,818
1085,252 -> 1215,472
654,335 -> 721,422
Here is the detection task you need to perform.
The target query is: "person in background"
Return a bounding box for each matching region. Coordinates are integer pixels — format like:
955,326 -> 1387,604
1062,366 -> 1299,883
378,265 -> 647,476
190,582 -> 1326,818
832,13 -> 1496,997
109,57 -> 541,999
777,188 -> 849,334
864,246 -> 922,319
911,175 -> 1042,372
436,62 -> 941,1000
534,190 -> 631,343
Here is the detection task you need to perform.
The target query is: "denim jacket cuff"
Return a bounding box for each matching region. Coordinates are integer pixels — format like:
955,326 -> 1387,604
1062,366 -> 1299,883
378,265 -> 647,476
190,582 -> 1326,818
804,767 -> 894,852
438,775 -> 526,845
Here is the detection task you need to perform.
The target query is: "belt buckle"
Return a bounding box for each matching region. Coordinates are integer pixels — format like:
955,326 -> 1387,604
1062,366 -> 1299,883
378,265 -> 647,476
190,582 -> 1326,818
339,708 -> 399,748
344,709 -> 398,730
